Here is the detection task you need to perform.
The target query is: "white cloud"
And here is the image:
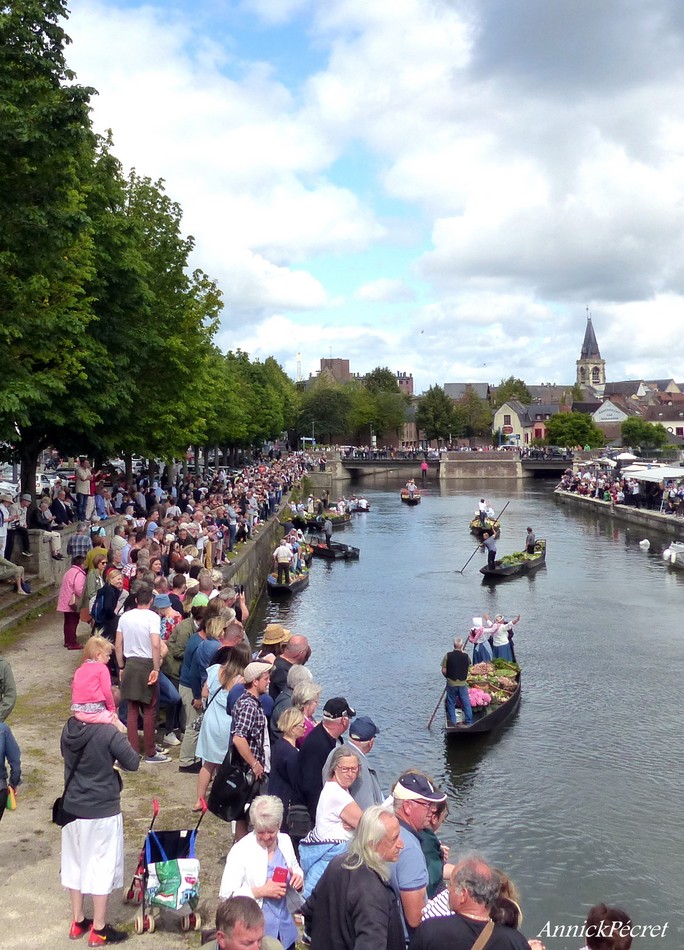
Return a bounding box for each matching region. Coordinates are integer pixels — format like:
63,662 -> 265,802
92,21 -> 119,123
63,0 -> 684,391
354,279 -> 415,302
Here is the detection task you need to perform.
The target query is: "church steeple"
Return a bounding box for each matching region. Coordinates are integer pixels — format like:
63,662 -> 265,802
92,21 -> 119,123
580,315 -> 601,359
576,309 -> 605,392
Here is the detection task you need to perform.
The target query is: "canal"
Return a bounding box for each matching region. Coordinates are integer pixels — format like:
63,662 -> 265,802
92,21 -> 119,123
250,479 -> 684,945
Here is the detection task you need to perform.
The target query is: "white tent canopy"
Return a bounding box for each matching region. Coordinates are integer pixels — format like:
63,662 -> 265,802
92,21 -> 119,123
625,466 -> 684,483
615,452 -> 637,460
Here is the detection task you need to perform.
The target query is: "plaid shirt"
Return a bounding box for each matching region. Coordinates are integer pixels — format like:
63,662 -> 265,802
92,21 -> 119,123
66,534 -> 93,558
230,692 -> 266,768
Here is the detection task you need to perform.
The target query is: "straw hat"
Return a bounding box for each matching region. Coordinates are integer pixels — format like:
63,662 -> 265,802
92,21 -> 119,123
261,623 -> 292,646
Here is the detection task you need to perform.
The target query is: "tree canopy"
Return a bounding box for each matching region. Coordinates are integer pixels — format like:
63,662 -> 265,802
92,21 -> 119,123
621,417 -> 670,451
415,386 -> 459,441
545,412 -> 605,448
493,377 -> 532,409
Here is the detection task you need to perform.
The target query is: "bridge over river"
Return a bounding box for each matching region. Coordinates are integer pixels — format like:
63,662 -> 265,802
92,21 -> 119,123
309,453 -> 574,488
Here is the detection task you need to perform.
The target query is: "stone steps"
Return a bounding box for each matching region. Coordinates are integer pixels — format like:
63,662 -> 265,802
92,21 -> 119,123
0,576 -> 57,636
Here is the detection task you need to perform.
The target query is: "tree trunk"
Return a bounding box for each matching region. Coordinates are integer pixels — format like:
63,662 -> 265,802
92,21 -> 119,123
18,438 -> 40,500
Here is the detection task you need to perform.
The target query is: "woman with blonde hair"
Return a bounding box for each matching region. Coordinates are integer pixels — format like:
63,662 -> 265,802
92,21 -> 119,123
269,707 -> 307,829
193,642 -> 250,811
291,682 -> 321,748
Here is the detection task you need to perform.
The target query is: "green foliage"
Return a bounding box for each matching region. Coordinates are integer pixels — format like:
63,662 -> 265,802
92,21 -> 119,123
458,389 -> 493,437
493,376 -> 531,409
415,386 -> 460,441
621,417 -> 670,451
298,379 -> 353,443
0,0 -> 97,433
545,412 -> 605,448
364,366 -> 400,394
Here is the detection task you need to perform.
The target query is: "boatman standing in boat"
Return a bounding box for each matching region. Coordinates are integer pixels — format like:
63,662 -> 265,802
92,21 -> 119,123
525,527 -> 536,554
481,530 -> 497,570
273,538 -> 293,584
323,516 -> 333,549
406,478 -> 417,498
441,638 -> 473,728
478,498 -> 487,525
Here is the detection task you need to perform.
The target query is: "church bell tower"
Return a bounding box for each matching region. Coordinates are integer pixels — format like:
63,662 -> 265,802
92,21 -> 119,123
576,311 -> 605,394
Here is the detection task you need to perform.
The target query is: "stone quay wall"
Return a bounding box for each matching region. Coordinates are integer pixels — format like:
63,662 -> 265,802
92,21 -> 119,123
554,489 -> 684,540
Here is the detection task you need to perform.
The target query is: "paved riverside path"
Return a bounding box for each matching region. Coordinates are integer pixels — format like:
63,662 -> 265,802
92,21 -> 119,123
0,610 -> 236,948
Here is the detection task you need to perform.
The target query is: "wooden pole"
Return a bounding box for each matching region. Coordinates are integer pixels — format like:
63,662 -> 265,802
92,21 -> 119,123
427,686 -> 447,729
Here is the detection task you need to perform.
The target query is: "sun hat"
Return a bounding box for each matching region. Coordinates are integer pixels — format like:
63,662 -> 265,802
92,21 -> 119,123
0,493 -> 12,503
393,773 -> 447,803
261,623 -> 292,646
21,493 -> 32,502
191,593 -> 209,607
154,594 -> 172,609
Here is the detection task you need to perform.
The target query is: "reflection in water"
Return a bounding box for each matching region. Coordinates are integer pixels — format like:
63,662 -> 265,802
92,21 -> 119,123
249,479 -> 684,940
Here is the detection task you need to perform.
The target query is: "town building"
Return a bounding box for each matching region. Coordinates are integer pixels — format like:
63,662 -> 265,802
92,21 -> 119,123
576,315 -> 606,394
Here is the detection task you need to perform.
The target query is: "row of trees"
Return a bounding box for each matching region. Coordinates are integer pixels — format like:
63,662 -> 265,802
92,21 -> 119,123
0,2 -> 302,490
297,368 -> 410,445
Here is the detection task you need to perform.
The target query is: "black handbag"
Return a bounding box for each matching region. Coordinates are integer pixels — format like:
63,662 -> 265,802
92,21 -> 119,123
52,742 -> 87,827
207,746 -> 255,823
286,802 -> 313,838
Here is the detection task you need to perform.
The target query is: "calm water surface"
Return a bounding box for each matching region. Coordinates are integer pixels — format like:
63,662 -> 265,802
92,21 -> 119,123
251,480 -> 684,947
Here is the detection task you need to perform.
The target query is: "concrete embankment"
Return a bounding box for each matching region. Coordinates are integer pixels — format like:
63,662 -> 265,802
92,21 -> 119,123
554,489 -> 684,541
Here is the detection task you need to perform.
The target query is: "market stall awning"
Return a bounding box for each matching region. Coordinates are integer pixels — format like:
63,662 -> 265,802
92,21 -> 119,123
626,466 -> 684,483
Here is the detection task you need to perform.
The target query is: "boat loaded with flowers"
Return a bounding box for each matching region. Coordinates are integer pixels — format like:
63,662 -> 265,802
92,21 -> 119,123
479,539 -> 546,580
444,659 -> 521,736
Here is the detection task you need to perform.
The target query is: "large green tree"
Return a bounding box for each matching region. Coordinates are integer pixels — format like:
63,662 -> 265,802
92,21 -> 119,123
298,381 -> 352,444
621,418 -> 670,451
459,390 -> 493,437
415,386 -> 459,441
0,0 -> 98,489
364,366 -> 400,394
545,412 -> 605,448
493,376 -> 531,409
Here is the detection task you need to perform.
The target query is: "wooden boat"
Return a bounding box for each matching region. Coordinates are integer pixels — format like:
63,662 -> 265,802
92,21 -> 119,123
350,502 -> 371,513
469,517 -> 500,537
400,489 -> 421,505
444,671 -> 521,736
310,540 -> 360,561
293,512 -> 352,532
479,539 -> 546,580
266,571 -> 310,596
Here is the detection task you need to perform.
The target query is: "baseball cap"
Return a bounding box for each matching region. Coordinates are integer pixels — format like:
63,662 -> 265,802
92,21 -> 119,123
349,716 -> 379,741
191,593 -> 209,607
243,661 -> 273,684
322,697 -> 356,720
393,773 -> 447,804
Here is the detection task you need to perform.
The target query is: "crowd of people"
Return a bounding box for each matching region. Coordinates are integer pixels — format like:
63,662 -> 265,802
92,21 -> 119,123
0,450 -> 641,949
556,468 -> 683,511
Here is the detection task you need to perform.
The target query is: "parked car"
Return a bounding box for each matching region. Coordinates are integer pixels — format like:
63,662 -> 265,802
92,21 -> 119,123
0,480 -> 19,499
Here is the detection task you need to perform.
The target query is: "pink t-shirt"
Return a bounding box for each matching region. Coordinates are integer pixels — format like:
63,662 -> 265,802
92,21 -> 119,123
71,660 -> 115,711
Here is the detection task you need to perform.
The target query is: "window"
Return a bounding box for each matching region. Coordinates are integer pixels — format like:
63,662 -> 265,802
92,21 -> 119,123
503,414 -> 511,426
677,427 -> 684,436
580,367 -> 586,382
592,366 -> 601,384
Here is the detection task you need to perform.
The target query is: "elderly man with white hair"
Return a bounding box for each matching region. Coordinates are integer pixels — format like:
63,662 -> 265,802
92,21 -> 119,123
303,804 -> 405,950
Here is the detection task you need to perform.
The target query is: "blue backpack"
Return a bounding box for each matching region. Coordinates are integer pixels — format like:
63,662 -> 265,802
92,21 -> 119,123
92,587 -> 107,625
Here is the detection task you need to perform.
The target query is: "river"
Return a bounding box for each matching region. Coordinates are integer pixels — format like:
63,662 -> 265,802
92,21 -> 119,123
250,479 -> 684,946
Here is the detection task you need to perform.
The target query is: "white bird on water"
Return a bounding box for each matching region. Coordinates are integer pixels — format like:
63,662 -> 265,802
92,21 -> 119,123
639,539 -> 650,550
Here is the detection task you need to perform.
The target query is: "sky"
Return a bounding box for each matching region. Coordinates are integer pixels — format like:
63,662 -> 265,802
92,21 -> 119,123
62,0 -> 684,393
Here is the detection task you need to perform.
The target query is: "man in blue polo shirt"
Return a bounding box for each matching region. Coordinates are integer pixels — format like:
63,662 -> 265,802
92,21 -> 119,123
391,772 -> 447,943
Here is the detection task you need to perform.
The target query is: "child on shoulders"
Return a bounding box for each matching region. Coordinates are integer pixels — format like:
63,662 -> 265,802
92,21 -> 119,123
71,636 -> 126,733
